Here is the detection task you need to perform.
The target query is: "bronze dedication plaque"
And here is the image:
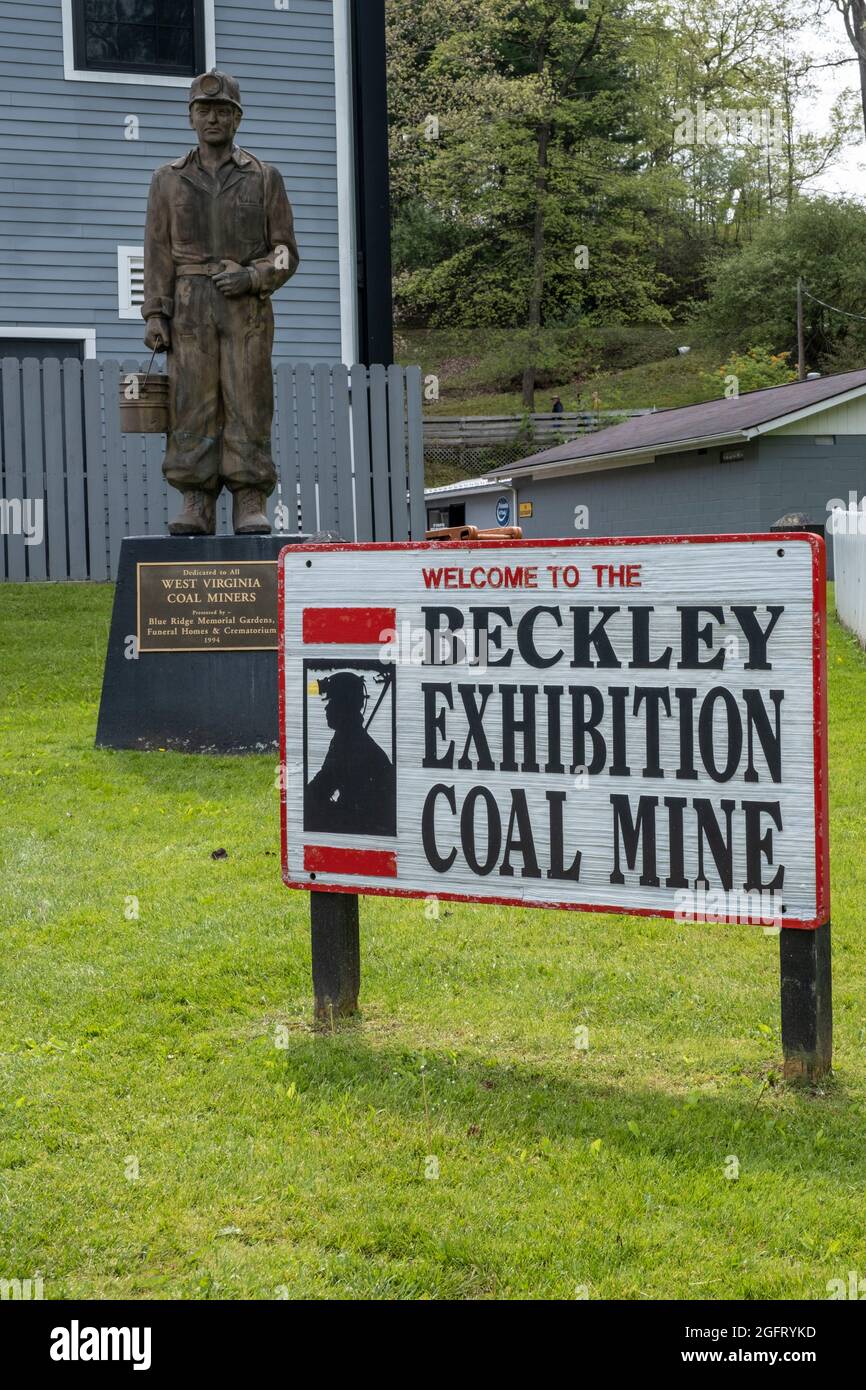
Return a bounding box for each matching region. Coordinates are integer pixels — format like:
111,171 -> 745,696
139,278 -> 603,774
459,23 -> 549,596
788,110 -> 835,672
136,560 -> 279,652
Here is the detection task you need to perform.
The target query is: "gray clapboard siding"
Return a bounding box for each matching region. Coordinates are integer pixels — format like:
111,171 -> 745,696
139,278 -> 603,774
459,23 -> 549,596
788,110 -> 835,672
0,359 -> 425,581
0,0 -> 343,362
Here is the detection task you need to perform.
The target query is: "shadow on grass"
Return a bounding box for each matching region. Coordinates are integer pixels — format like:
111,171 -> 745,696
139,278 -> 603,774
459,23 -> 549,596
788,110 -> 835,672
261,1026 -> 853,1179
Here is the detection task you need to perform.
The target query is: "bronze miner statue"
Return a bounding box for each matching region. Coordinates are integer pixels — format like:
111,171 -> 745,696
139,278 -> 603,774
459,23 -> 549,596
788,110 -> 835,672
142,70 -> 299,536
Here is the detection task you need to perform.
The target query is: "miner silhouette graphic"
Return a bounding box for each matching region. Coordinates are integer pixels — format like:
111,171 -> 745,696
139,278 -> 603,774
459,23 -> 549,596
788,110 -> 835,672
305,671 -> 396,836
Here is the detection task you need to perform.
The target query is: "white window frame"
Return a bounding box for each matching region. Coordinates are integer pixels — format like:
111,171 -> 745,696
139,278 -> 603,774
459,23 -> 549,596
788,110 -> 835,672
118,245 -> 145,321
0,326 -> 97,359
62,0 -> 216,88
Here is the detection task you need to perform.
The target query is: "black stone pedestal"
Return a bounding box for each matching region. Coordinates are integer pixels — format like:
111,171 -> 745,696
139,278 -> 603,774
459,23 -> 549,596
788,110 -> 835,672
96,534 -> 310,753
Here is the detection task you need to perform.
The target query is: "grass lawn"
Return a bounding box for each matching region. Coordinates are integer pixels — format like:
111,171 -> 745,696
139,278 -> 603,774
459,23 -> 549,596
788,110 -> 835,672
1,582 -> 865,1301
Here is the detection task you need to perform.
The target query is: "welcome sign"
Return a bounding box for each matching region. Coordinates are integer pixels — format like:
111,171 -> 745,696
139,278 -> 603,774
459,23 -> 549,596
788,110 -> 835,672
279,536 -> 828,929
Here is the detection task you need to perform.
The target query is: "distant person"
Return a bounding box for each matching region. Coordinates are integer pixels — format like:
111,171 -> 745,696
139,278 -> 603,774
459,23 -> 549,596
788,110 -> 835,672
305,671 -> 396,836
551,395 -> 564,429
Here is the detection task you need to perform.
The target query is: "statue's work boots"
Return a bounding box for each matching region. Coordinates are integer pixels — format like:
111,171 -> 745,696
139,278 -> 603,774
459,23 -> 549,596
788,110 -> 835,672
232,488 -> 271,535
168,489 -> 216,536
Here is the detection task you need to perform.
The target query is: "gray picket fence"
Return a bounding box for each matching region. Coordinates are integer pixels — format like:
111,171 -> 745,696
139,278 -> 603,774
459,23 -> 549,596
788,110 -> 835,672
0,358 -> 425,581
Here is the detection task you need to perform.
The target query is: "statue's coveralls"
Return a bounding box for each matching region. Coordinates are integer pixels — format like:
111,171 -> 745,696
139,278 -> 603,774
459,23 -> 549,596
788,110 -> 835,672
142,146 -> 299,497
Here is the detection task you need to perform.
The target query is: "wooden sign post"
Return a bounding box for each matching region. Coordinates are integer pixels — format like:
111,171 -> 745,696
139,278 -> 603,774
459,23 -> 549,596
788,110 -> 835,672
279,534 -> 830,1075
780,921 -> 832,1081
310,890 -> 360,1023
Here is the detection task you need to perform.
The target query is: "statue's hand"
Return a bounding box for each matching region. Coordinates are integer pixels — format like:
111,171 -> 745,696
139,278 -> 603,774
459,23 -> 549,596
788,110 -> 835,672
145,316 -> 171,352
212,260 -> 252,298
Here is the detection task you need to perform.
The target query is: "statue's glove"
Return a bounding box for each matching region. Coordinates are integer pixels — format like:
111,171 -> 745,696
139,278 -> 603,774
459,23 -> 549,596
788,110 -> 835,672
212,260 -> 252,298
144,316 -> 171,352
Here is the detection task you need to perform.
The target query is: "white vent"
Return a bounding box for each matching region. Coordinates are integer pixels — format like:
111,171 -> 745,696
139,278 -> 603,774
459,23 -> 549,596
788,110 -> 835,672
117,245 -> 145,320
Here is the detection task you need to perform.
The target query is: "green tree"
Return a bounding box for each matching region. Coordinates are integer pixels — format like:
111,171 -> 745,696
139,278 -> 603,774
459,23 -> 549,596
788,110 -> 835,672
389,0 -> 675,406
699,197 -> 866,369
703,345 -> 798,396
830,0 -> 866,140
385,0 -> 855,400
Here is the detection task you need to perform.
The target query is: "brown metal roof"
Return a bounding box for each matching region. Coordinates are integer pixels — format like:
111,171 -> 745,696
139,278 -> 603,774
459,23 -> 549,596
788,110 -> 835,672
494,368 -> 866,475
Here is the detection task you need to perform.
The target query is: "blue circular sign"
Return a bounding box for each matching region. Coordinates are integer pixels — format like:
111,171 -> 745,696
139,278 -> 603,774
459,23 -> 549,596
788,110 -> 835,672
496,496 -> 510,526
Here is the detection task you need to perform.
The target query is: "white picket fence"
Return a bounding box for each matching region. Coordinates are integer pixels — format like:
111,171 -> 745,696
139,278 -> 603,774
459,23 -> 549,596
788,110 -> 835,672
832,519 -> 866,647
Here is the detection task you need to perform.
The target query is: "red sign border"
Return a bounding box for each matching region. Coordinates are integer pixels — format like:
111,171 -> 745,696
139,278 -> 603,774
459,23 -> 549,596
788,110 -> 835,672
278,533 -> 829,930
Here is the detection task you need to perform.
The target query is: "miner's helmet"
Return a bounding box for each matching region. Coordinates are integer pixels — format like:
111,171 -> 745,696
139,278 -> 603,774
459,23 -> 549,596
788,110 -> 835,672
317,671 -> 368,713
189,69 -> 243,113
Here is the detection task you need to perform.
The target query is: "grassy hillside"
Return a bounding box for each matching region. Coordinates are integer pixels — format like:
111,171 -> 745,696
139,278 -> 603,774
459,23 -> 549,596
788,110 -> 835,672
1,584 -> 864,1299
397,326 -> 722,416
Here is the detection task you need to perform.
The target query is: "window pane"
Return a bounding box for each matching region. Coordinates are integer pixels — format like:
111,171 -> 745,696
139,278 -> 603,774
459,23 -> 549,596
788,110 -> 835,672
161,0 -> 192,22
85,0 -> 158,16
84,0 -> 117,20
119,0 -> 156,19
78,0 -> 198,73
158,26 -> 193,67
85,23 -> 119,64
115,23 -> 158,65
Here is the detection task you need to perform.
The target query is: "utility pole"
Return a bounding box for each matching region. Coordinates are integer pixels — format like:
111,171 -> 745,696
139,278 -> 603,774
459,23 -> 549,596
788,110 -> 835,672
797,277 -> 806,381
